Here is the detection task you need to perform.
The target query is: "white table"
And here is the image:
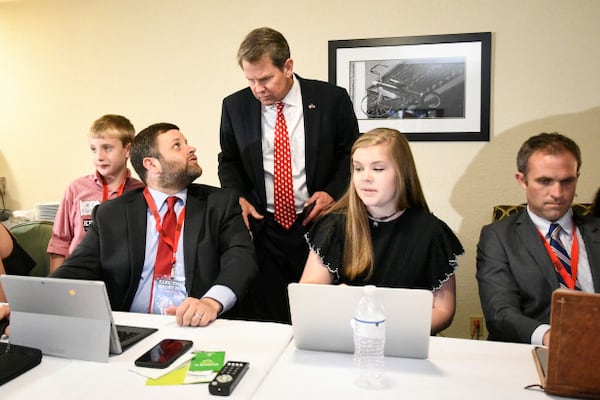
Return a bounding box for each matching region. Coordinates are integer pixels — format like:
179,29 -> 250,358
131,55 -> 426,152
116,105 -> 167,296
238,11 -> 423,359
254,336 -> 567,399
3,316 -> 577,399
2,312 -> 292,399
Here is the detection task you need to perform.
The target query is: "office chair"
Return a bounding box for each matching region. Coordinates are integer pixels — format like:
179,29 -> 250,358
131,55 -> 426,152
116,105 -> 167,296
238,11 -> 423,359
492,203 -> 592,222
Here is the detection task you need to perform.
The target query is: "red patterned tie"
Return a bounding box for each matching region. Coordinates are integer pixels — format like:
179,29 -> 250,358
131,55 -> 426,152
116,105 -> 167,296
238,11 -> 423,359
273,102 -> 296,230
154,196 -> 178,277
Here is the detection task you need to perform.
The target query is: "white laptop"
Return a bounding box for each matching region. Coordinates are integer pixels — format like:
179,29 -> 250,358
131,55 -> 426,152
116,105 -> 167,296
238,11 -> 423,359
288,283 -> 433,359
0,275 -> 157,363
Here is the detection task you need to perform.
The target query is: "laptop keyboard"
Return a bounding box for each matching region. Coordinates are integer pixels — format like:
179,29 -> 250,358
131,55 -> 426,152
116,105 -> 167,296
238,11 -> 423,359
117,328 -> 139,343
115,325 -> 158,350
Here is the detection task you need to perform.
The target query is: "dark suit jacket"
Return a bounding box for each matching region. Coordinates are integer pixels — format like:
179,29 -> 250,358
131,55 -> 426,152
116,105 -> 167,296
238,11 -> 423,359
476,210 -> 600,343
50,184 -> 257,313
217,75 -> 360,212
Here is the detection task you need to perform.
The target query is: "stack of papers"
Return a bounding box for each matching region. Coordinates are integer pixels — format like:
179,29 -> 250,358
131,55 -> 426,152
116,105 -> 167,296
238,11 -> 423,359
34,202 -> 60,221
130,351 -> 225,386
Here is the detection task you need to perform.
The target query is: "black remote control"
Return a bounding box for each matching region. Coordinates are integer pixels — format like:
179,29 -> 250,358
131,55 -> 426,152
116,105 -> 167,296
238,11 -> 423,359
208,361 -> 249,396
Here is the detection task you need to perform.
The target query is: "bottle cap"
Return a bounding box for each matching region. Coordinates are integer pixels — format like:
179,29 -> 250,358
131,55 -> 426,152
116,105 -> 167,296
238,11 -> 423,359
363,285 -> 376,296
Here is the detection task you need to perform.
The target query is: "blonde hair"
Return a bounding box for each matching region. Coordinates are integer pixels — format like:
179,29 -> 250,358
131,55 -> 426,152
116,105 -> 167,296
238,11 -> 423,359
88,114 -> 135,146
328,128 -> 429,280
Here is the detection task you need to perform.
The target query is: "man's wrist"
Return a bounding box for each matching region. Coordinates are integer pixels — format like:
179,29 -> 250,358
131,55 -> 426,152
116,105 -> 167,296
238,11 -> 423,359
201,296 -> 223,315
531,324 -> 551,345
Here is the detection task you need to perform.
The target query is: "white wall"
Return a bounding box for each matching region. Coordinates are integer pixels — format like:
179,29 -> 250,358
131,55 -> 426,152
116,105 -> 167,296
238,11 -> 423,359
1,0 -> 599,338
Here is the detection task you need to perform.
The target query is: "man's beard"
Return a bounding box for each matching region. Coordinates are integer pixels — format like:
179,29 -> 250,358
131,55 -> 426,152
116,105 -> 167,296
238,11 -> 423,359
158,159 -> 202,190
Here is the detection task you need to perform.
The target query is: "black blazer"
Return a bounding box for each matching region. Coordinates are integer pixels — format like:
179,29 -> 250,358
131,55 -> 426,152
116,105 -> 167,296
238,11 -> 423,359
476,210 -> 600,343
51,185 -> 257,313
218,75 -> 360,213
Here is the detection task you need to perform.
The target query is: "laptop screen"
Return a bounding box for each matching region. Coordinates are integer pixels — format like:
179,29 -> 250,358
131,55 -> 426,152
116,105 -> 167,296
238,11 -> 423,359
288,283 -> 433,358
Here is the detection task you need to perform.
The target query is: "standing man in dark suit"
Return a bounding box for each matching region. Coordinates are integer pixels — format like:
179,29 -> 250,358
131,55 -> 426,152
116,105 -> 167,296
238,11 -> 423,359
218,27 -> 360,323
477,132 -> 600,345
51,123 -> 257,327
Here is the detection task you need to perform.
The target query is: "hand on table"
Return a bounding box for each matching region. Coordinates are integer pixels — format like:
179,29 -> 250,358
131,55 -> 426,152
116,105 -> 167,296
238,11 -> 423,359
166,297 -> 222,327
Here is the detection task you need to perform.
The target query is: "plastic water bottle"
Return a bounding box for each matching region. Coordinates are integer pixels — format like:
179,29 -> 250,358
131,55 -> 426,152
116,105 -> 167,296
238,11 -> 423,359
352,285 -> 385,389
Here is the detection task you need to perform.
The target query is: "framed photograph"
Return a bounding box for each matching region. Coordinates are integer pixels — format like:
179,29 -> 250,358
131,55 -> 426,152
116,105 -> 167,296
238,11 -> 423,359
329,32 -> 491,141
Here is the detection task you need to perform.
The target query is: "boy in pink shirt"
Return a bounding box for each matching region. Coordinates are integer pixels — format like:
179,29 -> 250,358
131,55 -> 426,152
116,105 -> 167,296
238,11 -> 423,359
47,115 -> 144,271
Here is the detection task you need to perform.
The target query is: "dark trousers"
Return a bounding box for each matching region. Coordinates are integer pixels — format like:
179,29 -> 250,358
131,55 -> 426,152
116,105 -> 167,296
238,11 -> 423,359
228,213 -> 309,324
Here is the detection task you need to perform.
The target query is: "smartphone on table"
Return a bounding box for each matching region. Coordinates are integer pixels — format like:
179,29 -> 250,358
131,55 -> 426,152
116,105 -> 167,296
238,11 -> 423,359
134,339 -> 193,369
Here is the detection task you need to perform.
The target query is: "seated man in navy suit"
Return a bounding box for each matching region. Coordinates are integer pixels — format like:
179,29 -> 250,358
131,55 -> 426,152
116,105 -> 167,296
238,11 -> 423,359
477,132 -> 600,344
51,123 -> 257,327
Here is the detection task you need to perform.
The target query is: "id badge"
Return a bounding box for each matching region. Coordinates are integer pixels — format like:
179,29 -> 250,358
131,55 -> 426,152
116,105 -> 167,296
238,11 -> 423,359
80,200 -> 100,216
151,276 -> 187,315
80,200 -> 99,231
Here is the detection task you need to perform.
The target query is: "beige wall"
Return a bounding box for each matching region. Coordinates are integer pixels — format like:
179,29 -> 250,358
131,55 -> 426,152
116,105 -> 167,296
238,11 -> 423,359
1,0 -> 599,339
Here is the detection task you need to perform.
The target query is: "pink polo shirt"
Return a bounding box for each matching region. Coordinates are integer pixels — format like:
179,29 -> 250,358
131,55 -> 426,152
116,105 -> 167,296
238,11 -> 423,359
47,170 -> 144,258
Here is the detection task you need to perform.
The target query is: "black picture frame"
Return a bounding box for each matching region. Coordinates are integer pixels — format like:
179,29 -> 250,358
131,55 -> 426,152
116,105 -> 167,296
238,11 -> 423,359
329,32 -> 491,141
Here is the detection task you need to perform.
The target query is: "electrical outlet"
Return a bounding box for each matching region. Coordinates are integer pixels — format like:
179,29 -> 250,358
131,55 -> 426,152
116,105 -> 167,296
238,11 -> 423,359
470,315 -> 484,340
0,177 -> 5,196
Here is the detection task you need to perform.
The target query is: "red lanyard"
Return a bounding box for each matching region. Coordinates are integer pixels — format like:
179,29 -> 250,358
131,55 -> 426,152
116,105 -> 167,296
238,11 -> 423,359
100,175 -> 127,202
143,187 -> 186,268
537,223 -> 579,289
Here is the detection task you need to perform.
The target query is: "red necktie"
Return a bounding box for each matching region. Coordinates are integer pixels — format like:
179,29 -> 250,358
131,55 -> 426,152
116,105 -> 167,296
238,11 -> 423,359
273,102 -> 296,230
154,196 -> 178,277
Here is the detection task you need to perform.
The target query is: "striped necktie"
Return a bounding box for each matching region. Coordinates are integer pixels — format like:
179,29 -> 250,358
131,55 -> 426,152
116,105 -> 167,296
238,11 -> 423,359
547,223 -> 579,290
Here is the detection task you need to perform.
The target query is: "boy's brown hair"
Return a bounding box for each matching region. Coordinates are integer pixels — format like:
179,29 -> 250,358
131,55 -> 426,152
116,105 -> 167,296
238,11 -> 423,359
89,114 -> 135,146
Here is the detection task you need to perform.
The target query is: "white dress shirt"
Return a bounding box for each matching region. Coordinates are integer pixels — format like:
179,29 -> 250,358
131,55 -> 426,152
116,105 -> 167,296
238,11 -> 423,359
130,187 -> 236,314
261,77 -> 309,213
